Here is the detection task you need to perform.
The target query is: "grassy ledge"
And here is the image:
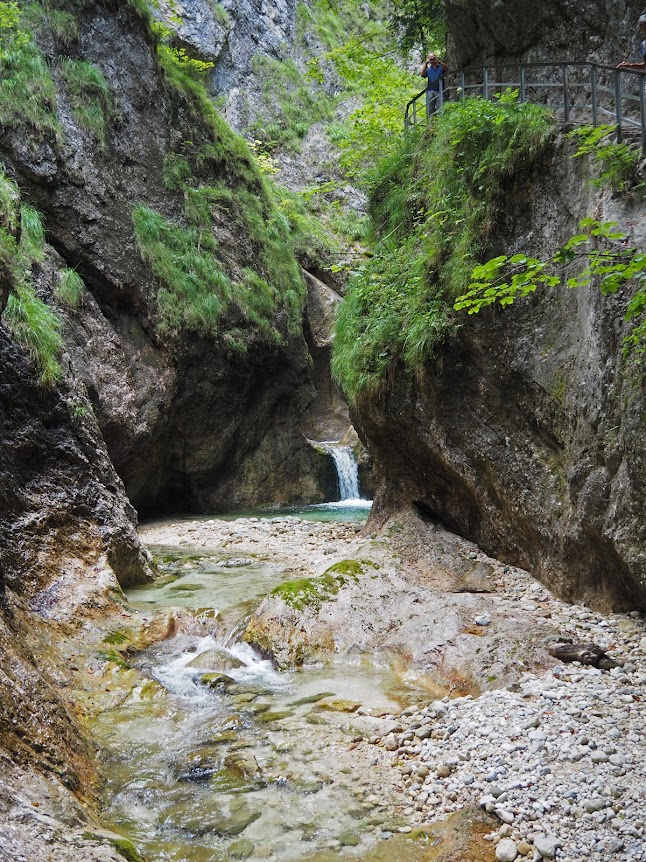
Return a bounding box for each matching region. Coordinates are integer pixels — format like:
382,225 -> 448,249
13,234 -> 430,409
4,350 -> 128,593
332,94 -> 554,404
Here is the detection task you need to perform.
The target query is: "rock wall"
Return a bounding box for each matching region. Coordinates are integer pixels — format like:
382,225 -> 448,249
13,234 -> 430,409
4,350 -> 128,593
354,139 -> 646,612
1,0 -> 328,516
445,0 -> 644,67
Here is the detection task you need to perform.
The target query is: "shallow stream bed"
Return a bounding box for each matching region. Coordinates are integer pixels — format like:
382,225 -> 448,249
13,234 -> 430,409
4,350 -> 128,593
94,506 -> 429,862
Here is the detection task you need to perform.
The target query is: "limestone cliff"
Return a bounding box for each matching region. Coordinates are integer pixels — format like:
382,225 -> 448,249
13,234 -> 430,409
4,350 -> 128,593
1,0 -> 328,515
446,0 -> 644,68
353,137 -> 646,612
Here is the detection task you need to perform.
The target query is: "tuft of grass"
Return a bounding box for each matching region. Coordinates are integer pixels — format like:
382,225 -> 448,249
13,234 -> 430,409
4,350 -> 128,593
161,152 -> 192,191
21,3 -> 79,47
19,205 -> 45,261
55,267 -> 84,308
0,178 -> 63,385
332,94 -> 554,404
0,165 -> 20,232
58,56 -> 111,145
212,2 -> 231,30
0,1 -> 60,139
3,282 -> 63,385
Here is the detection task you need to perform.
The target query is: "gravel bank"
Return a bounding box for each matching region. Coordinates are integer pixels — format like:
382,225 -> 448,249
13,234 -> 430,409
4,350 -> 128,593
363,563 -> 646,861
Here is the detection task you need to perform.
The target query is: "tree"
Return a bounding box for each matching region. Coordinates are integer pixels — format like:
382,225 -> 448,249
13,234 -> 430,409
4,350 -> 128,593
390,0 -> 445,55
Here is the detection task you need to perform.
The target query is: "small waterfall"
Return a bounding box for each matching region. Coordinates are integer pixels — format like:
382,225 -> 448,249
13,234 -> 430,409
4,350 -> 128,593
320,442 -> 361,501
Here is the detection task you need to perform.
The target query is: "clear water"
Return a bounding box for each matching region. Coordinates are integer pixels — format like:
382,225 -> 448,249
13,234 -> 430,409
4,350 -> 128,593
95,511 -> 430,862
140,501 -> 372,528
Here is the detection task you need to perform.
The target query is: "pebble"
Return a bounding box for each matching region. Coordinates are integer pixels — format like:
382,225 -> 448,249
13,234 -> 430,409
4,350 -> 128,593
496,838 -> 518,861
532,834 -> 561,858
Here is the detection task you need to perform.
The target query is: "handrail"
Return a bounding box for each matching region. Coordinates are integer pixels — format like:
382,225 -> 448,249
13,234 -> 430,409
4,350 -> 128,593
405,61 -> 646,154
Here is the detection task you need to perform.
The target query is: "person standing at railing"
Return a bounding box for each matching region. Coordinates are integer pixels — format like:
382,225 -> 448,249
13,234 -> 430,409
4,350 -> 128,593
420,52 -> 449,117
617,13 -> 646,71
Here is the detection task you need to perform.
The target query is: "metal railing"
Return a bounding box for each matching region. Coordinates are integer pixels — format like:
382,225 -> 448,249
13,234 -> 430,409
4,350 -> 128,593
404,62 -> 646,153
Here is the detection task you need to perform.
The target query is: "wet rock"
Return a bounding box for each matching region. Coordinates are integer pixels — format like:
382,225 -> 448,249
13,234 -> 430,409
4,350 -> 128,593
229,838 -> 255,859
548,642 -> 621,669
218,558 -> 255,568
199,672 -> 236,690
187,648 -> 246,671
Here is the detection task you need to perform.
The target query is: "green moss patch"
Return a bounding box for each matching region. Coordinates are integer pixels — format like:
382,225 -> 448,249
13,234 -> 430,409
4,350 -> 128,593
270,559 -> 365,611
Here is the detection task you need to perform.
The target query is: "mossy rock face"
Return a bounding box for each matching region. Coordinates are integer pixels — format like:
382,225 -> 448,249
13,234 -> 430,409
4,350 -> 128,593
106,837 -> 145,862
269,559 -> 366,612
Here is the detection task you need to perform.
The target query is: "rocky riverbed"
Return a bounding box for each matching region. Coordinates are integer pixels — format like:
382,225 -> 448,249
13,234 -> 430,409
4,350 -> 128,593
136,509 -> 646,861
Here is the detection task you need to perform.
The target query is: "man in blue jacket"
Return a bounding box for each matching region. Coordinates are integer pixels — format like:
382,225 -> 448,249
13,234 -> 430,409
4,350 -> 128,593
617,13 -> 646,71
420,52 -> 449,118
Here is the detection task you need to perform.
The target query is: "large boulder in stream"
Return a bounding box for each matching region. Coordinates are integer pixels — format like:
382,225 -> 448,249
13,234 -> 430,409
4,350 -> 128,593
244,516 -> 560,691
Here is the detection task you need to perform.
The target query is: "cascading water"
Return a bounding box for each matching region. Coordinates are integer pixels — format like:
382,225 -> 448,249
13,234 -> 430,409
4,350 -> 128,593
319,442 -> 361,501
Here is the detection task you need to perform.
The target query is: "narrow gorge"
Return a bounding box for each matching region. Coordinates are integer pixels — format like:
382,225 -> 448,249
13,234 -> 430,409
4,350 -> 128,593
0,1 -> 645,861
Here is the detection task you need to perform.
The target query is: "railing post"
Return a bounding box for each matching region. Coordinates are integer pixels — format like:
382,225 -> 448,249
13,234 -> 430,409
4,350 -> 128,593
483,66 -> 489,100
519,65 -> 526,103
460,69 -> 465,100
614,69 -> 623,143
640,72 -> 646,155
562,64 -> 570,124
413,97 -> 417,126
590,64 -> 598,126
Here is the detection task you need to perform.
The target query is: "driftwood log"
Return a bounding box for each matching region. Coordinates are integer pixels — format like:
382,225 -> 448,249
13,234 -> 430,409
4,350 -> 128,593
548,642 -> 621,670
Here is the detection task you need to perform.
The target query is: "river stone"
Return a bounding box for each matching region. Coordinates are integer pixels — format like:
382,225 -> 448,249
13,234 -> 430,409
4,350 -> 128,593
224,752 -> 262,780
338,829 -> 361,846
188,648 -> 246,671
229,838 -> 255,859
533,834 -> 561,858
496,838 -> 518,862
219,558 -> 255,568
583,798 -> 606,812
208,808 -> 261,837
257,709 -> 293,722
199,672 -> 236,689
383,734 -> 399,751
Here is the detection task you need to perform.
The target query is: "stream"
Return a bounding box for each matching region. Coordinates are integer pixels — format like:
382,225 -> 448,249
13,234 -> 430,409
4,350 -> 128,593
94,504 -> 428,862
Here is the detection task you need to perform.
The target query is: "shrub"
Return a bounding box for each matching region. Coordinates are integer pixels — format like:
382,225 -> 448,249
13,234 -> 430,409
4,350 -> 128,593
567,125 -> 641,194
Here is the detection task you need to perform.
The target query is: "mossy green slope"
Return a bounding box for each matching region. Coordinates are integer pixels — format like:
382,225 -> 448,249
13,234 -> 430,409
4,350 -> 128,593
332,95 -> 554,404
